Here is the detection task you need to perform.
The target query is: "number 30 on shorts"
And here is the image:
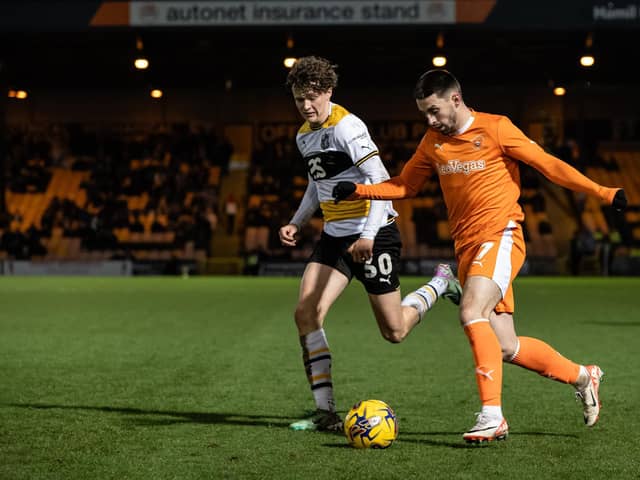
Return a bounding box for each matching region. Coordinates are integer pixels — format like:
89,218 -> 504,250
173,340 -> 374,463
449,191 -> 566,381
363,253 -> 393,279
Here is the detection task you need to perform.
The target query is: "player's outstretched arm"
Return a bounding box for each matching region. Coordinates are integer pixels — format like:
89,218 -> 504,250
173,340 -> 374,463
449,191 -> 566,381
333,181 -> 356,203
501,117 -> 625,208
333,146 -> 434,203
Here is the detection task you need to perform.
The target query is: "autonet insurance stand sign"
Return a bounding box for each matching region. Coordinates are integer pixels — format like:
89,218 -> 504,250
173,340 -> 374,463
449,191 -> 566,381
2,1 -> 637,30
128,1 -> 456,26
118,0 -> 640,28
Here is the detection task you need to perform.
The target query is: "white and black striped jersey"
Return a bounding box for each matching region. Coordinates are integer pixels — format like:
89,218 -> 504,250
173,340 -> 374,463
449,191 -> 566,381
290,102 -> 397,238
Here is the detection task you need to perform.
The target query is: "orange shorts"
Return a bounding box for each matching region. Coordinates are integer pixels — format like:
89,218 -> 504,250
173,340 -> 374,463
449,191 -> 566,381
456,222 -> 526,314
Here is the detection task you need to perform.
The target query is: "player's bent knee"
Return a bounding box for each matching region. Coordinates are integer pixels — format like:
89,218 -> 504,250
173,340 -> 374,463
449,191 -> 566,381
459,305 -> 493,326
380,327 -> 408,344
458,307 -> 476,326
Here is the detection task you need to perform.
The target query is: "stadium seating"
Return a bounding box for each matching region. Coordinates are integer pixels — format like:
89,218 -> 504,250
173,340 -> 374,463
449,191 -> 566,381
1,124 -> 227,265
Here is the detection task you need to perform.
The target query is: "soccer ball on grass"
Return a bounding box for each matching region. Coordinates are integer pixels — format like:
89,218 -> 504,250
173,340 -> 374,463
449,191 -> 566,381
343,399 -> 398,449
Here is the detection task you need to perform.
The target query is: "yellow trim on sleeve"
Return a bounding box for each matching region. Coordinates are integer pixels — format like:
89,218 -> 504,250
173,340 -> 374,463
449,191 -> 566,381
355,150 -> 379,166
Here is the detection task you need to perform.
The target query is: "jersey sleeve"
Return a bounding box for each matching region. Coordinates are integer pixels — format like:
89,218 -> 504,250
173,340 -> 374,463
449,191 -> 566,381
354,135 -> 435,200
335,115 -> 390,239
289,175 -> 319,228
358,156 -> 391,239
498,117 -> 618,205
334,115 -> 380,166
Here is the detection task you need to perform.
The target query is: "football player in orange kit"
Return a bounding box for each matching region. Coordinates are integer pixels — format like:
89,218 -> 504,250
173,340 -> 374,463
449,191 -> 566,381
333,69 -> 627,443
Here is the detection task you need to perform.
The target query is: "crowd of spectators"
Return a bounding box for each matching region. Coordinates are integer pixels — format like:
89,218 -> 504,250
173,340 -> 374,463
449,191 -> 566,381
3,122 -> 637,276
1,122 -> 231,261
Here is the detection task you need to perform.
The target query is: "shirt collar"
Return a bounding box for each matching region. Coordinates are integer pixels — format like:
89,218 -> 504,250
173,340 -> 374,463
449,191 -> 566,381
456,112 -> 475,135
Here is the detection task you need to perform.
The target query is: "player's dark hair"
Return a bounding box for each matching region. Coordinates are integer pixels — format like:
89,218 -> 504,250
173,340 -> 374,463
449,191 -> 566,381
413,69 -> 461,100
285,56 -> 338,92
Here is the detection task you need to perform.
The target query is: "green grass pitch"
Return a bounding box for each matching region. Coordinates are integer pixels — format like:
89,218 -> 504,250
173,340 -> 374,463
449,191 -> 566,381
1,276 -> 639,479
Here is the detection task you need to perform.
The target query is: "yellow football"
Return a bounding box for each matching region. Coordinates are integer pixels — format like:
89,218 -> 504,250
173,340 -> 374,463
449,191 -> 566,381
343,399 -> 398,449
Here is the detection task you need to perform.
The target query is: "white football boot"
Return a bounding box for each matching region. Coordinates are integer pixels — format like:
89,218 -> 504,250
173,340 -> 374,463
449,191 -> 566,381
462,413 -> 509,443
575,365 -> 603,427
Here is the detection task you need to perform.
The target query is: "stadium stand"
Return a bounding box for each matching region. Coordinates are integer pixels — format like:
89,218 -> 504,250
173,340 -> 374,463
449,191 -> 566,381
3,121 -> 638,277
1,123 -> 230,267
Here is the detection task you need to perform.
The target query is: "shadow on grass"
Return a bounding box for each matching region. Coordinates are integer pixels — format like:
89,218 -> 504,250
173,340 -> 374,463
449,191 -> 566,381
7,403 -> 579,450
7,402 -> 294,428
325,427 -> 578,450
325,429 -> 577,450
395,430 -> 578,448
323,438 -> 477,449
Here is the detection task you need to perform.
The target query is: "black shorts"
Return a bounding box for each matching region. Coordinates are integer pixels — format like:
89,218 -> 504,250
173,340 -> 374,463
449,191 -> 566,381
308,222 -> 402,295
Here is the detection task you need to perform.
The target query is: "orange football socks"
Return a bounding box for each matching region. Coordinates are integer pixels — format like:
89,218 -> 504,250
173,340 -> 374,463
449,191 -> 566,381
464,319 -> 503,406
510,336 -> 580,384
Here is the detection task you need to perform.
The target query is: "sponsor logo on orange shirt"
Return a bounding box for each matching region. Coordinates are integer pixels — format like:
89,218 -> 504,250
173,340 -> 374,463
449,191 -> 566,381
437,159 -> 486,176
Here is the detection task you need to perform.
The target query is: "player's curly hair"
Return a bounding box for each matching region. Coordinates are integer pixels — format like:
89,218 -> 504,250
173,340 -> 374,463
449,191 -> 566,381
285,56 -> 338,92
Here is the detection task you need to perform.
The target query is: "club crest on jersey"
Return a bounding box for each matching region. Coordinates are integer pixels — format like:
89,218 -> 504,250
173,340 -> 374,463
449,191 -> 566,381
471,135 -> 484,150
438,159 -> 486,176
321,132 -> 331,150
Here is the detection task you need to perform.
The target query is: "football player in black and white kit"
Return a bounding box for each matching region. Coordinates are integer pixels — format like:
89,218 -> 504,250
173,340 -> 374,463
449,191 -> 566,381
280,56 -> 462,432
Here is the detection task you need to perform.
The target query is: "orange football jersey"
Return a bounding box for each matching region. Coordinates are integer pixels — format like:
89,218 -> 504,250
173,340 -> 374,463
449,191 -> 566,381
355,111 -> 618,251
